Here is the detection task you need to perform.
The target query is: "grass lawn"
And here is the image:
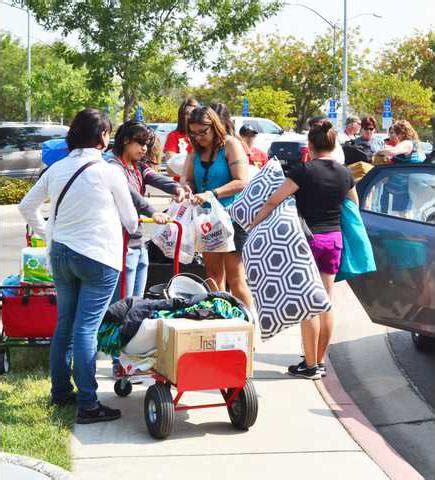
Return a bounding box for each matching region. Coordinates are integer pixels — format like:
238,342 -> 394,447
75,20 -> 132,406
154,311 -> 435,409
0,346 -> 75,470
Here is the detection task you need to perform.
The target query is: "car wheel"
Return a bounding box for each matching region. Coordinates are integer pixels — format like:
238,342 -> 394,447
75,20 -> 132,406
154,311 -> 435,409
411,332 -> 435,352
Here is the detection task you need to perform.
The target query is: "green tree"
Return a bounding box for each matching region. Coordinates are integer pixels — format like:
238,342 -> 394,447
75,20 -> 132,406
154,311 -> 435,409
243,86 -> 295,128
20,0 -> 282,120
195,30 -> 366,131
376,31 -> 435,90
142,95 -> 179,123
0,34 -> 26,121
351,72 -> 432,130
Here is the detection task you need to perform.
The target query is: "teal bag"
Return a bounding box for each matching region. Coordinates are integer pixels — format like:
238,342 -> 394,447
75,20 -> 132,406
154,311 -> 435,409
336,198 -> 376,282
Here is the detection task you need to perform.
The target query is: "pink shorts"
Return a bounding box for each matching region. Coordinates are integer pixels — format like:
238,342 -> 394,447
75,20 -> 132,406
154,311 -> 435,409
308,231 -> 343,275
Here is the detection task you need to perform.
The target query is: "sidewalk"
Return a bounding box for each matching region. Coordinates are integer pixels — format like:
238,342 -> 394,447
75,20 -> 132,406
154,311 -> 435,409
72,297 -> 392,480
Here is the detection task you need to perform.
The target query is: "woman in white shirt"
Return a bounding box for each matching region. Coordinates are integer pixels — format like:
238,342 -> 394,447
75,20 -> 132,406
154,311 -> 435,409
19,108 -> 138,424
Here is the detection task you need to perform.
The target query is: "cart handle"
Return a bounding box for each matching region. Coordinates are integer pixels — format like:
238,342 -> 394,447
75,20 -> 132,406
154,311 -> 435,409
120,218 -> 183,299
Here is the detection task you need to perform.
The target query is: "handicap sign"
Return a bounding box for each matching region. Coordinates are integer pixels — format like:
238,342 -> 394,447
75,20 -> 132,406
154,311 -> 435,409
135,105 -> 144,122
242,97 -> 250,117
382,98 -> 393,129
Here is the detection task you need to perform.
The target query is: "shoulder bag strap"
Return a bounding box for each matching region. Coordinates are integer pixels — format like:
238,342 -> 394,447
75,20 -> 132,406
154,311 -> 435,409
54,160 -> 98,221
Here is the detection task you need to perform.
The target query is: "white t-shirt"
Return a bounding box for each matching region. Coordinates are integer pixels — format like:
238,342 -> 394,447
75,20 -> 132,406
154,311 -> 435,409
19,148 -> 138,271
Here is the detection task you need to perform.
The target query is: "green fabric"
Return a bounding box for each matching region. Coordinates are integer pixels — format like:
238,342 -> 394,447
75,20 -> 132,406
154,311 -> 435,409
154,298 -> 245,320
97,322 -> 123,356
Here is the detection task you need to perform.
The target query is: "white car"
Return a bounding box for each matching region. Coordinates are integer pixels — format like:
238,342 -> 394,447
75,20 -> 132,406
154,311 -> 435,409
231,116 -> 285,153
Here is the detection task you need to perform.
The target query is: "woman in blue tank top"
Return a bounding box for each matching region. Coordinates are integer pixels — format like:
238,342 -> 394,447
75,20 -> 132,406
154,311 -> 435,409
183,106 -> 254,310
377,120 -> 425,164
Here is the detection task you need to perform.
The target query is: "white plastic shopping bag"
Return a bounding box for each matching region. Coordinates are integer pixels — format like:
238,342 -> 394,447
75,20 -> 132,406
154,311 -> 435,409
193,195 -> 235,252
152,201 -> 195,264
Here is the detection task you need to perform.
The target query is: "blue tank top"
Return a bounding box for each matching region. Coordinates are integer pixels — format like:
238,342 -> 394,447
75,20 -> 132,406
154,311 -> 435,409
193,147 -> 236,207
393,141 -> 425,164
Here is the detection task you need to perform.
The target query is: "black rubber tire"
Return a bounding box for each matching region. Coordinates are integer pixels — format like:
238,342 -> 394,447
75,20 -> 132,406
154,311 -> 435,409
114,379 -> 133,397
144,383 -> 174,439
0,349 -> 10,374
411,332 -> 435,353
227,379 -> 258,431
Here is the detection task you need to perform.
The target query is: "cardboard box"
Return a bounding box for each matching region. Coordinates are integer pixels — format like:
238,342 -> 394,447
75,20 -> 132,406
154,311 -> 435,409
156,318 -> 254,384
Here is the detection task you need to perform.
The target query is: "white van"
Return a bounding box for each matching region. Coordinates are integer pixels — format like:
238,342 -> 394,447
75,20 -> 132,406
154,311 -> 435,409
232,116 -> 285,153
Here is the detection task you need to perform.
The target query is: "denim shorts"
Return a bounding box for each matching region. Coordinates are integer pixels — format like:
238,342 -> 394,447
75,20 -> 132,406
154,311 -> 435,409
308,231 -> 343,275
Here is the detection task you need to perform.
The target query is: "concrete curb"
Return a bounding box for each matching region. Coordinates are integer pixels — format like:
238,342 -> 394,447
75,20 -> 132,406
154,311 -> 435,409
315,359 -> 423,480
0,453 -> 74,480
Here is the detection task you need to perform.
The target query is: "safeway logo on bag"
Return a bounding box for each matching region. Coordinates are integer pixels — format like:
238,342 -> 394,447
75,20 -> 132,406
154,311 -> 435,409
200,222 -> 213,235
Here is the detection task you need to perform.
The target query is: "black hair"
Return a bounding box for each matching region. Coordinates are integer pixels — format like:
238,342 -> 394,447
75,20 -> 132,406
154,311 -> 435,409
176,97 -> 198,134
308,120 -> 336,152
209,102 -> 235,136
112,120 -> 155,157
66,108 -> 112,151
308,115 -> 328,128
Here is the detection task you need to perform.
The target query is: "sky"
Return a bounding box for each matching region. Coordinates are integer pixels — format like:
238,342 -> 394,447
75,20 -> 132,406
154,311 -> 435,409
1,0 -> 434,87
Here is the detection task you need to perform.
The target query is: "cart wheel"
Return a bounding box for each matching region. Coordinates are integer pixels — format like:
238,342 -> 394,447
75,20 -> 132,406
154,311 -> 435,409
0,349 -> 10,375
114,379 -> 132,397
227,379 -> 258,431
144,383 -> 174,439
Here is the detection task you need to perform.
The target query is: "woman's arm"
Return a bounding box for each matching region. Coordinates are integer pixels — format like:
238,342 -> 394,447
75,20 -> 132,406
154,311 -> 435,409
251,178 -> 300,229
346,186 -> 359,206
18,174 -> 49,239
182,152 -> 196,193
109,166 -> 139,234
377,140 -> 413,159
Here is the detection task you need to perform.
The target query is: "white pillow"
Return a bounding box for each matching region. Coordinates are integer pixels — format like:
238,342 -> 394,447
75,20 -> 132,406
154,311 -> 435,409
227,159 -> 284,230
243,197 -> 331,340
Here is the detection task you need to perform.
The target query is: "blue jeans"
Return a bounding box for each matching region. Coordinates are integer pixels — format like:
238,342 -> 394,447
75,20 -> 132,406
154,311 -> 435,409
50,241 -> 119,409
111,245 -> 149,302
111,245 -> 149,367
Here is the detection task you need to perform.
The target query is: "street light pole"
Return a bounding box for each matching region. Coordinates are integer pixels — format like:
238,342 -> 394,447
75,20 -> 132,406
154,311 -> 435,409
26,7 -> 31,122
342,0 -> 348,129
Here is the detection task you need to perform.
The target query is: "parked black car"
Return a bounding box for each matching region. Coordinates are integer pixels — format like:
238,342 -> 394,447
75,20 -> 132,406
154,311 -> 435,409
267,134 -> 308,175
0,122 -> 68,179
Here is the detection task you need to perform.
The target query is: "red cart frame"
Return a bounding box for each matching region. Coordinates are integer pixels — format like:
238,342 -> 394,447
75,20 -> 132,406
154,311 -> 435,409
114,218 -> 258,439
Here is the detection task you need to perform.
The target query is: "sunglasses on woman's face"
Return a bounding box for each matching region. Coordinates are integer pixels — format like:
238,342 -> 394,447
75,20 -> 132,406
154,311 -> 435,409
363,127 -> 375,131
190,125 -> 212,138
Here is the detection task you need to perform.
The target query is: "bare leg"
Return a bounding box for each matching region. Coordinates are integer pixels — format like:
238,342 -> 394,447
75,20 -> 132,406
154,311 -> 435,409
224,252 -> 254,310
300,316 -> 320,367
317,272 -> 336,363
202,252 -> 226,291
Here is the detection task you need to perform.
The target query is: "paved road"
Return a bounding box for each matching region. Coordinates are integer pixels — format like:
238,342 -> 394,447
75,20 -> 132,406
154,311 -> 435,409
387,329 -> 435,410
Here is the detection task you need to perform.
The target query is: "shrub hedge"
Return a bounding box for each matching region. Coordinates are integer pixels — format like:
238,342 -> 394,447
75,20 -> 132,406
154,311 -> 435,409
0,177 -> 34,205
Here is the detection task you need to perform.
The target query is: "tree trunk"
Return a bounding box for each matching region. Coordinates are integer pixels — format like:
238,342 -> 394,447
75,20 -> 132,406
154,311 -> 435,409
122,84 -> 136,122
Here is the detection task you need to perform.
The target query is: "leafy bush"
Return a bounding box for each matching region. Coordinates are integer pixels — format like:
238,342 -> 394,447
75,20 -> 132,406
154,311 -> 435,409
0,177 -> 33,205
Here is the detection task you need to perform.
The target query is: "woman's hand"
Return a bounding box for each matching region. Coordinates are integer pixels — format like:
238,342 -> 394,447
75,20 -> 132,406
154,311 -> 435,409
152,212 -> 171,224
192,191 -> 212,205
173,187 -> 185,203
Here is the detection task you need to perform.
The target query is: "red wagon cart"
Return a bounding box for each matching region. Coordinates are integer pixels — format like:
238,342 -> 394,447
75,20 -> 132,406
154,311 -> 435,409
114,218 -> 258,439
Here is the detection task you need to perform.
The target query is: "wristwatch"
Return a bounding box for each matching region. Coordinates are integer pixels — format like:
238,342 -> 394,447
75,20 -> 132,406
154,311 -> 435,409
211,189 -> 219,198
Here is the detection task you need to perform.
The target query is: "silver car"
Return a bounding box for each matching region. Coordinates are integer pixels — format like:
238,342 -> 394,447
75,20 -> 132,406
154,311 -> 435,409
0,122 -> 69,179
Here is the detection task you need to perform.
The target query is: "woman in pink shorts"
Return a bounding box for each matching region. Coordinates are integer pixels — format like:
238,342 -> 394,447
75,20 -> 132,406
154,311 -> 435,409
252,120 -> 358,379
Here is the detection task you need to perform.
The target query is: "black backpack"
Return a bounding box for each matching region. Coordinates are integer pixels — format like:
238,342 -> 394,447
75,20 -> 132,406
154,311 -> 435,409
343,140 -> 373,165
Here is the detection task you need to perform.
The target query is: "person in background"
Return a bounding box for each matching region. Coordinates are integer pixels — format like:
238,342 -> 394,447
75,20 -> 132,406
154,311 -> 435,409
183,106 -> 254,311
384,126 -> 399,147
339,115 -> 361,144
164,97 -> 198,179
354,116 -> 384,154
108,121 -> 186,378
308,116 -> 345,164
19,108 -> 138,423
377,120 -> 425,164
210,102 -> 236,136
239,124 -> 268,168
144,133 -> 163,171
251,121 -> 358,380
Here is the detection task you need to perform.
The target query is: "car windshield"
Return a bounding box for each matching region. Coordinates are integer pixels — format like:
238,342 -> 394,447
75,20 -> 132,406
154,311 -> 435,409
0,126 -> 68,153
257,119 -> 282,134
